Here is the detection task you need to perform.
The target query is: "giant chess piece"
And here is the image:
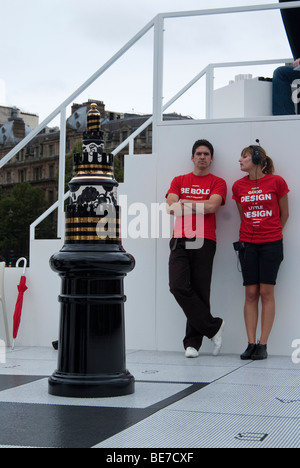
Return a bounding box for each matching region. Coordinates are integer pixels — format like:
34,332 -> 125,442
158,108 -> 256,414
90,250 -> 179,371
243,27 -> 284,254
48,103 -> 135,398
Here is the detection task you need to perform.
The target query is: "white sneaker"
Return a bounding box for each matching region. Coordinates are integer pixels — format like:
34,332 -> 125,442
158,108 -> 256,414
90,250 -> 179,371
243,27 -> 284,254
185,347 -> 199,358
211,320 -> 225,356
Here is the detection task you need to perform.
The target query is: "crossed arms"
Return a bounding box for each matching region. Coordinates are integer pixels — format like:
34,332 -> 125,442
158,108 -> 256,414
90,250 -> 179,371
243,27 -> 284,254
166,193 -> 224,216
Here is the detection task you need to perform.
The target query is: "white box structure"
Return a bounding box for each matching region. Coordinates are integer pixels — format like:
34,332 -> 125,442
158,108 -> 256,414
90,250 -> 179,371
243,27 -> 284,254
213,76 -> 273,118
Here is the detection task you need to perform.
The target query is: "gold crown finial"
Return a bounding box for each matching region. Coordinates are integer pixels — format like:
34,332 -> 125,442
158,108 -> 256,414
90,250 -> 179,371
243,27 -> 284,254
87,103 -> 101,132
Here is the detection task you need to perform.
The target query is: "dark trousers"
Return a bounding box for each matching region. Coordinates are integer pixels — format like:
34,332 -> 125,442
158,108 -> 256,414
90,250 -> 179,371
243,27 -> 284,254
272,66 -> 300,115
169,238 -> 222,351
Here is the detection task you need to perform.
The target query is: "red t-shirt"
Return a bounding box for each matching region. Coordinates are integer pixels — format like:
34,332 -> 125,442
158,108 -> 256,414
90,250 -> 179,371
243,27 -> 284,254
232,174 -> 289,243
166,172 -> 227,241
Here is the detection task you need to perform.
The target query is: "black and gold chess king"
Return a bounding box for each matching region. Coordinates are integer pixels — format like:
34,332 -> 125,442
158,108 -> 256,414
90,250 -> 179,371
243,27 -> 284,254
48,103 -> 135,398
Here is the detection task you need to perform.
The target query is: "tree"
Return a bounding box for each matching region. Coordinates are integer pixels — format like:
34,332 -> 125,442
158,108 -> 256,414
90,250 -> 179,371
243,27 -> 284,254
0,182 -> 49,264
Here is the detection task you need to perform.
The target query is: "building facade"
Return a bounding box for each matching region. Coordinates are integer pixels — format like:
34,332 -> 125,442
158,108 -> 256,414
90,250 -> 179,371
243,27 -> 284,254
0,100 -> 192,204
0,105 -> 39,130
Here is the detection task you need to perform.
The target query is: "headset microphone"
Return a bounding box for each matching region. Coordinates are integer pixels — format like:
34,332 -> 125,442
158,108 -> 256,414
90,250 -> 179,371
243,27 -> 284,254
250,139 -> 262,165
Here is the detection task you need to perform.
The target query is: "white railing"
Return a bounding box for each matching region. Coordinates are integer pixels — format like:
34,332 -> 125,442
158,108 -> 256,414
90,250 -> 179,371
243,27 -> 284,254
205,58 -> 294,118
0,2 -> 299,241
29,55 -> 294,240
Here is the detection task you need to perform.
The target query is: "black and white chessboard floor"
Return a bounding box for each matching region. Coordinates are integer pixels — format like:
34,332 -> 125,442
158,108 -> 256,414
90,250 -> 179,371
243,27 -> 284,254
0,347 -> 298,448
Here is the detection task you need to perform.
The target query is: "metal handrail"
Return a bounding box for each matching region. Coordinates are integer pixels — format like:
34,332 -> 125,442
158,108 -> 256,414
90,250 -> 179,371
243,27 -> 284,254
1,17 -> 155,238
0,17 -> 155,170
0,2 -> 299,241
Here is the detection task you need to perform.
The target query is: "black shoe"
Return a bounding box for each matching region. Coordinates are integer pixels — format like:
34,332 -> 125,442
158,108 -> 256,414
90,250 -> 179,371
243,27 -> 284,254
52,340 -> 58,350
251,343 -> 268,360
240,343 -> 256,360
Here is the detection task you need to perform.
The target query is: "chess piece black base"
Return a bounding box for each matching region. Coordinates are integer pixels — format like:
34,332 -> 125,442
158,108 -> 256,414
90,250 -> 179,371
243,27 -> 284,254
48,244 -> 135,398
48,371 -> 135,398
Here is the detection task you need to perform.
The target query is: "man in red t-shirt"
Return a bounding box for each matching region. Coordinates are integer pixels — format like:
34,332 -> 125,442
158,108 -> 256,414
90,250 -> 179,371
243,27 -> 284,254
166,139 -> 227,358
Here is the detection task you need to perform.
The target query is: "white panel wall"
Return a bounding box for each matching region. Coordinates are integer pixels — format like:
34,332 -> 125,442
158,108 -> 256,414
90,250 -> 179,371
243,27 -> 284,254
0,240 -> 62,347
122,117 -> 300,356
1,117 -> 299,357
119,154 -> 157,350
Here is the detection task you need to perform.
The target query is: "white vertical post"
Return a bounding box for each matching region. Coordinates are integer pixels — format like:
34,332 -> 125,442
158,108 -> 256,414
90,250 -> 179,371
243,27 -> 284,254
57,107 -> 67,238
129,138 -> 134,155
206,65 -> 214,119
152,14 -> 164,154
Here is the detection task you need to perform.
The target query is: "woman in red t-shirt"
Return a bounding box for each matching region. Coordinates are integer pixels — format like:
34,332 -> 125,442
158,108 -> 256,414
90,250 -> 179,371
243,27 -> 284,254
232,145 -> 289,360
